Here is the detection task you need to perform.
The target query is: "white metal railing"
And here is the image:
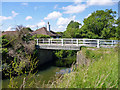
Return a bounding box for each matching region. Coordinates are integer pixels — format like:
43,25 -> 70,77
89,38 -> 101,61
36,38 -> 120,48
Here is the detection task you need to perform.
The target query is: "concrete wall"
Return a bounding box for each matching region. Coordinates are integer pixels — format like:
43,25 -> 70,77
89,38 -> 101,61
36,49 -> 53,65
36,48 -> 90,66
76,51 -> 90,66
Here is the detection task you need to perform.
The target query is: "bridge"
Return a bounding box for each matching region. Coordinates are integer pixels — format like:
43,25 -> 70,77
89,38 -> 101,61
36,38 -> 120,50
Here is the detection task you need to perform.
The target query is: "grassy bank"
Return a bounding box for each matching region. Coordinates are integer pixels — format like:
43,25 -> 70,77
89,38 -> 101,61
50,47 -> 118,88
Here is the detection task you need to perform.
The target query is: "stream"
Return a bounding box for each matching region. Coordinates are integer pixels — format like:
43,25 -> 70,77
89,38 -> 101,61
2,61 -> 67,88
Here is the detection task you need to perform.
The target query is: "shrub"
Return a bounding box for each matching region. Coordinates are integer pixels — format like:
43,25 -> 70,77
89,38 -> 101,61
32,34 -> 50,39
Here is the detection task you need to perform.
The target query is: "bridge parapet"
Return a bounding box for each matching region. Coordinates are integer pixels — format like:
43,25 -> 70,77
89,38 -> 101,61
36,38 -> 120,50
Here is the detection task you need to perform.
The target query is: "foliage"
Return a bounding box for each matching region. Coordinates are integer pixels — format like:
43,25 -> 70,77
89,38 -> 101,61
115,18 -> 120,39
2,35 -> 11,47
56,32 -> 64,37
81,9 -> 116,39
85,49 -> 103,61
50,48 -> 118,88
63,9 -> 118,39
3,56 -> 39,88
54,50 -> 76,67
32,34 -> 50,39
63,20 -> 81,38
2,25 -> 36,78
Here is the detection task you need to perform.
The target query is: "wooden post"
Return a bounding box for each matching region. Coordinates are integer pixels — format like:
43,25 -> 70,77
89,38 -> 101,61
76,39 -> 78,46
97,39 -> 100,48
61,39 -> 63,46
37,39 -> 38,45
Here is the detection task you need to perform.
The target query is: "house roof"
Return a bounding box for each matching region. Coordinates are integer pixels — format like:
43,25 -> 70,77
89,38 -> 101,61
31,27 -> 61,37
1,27 -> 61,37
2,31 -> 17,36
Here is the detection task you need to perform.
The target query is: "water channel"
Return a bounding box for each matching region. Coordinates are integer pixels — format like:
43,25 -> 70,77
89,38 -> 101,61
2,61 -> 67,88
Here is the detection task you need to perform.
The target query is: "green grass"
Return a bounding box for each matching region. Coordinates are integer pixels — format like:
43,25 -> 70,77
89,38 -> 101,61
50,47 -> 118,88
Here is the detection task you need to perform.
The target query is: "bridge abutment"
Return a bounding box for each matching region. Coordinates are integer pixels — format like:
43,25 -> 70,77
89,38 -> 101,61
76,50 -> 90,66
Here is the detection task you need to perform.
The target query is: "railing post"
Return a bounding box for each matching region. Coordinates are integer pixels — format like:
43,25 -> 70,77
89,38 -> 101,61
61,39 -> 63,46
37,39 -> 38,45
43,39 -> 44,44
112,40 -> 113,46
49,39 -> 50,45
71,39 -> 73,44
83,39 -> 85,44
51,39 -> 52,44
76,39 -> 78,46
97,39 -> 100,48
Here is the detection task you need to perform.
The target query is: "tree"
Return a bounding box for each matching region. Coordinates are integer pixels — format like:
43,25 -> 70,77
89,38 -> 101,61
80,9 -> 117,39
2,25 -> 36,72
115,18 -> 120,39
63,21 -> 81,38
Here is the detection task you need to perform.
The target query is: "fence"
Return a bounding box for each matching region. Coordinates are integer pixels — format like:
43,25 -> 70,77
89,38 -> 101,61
36,38 -> 120,48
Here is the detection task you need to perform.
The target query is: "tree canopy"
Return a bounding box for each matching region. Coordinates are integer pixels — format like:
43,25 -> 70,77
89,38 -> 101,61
63,9 -> 119,39
63,20 -> 81,38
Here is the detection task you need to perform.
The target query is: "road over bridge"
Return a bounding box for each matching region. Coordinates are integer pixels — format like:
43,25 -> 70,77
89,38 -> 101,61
36,38 -> 120,50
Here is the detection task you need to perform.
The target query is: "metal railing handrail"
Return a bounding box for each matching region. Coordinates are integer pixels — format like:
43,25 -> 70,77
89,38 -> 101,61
36,38 -> 120,48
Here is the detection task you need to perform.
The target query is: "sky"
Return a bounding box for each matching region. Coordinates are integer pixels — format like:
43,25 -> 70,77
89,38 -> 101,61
0,0 -> 119,32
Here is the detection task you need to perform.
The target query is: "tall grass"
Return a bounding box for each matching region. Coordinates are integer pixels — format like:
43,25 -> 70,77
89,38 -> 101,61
50,47 -> 118,88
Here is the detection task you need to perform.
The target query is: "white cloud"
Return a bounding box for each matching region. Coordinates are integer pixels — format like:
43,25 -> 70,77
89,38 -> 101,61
87,0 -> 115,6
85,13 -> 92,19
55,25 -> 66,32
26,21 -> 46,29
55,16 -> 78,32
57,16 -> 76,25
62,4 -> 87,14
25,16 -> 32,20
12,11 -> 19,17
0,11 -> 18,22
37,21 -> 46,27
74,0 -> 84,4
3,27 -> 13,31
44,11 -> 62,20
26,25 -> 36,28
62,0 -> 115,14
21,3 -> 28,6
0,16 -> 12,21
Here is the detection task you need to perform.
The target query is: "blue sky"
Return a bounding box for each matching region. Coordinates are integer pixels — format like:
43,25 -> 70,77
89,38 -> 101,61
1,0 -> 119,32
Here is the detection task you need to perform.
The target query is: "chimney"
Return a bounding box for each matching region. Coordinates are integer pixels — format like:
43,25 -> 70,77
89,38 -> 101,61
47,22 -> 50,32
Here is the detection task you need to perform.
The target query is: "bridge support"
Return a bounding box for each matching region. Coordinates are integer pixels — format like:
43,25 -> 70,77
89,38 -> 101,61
76,50 -> 90,66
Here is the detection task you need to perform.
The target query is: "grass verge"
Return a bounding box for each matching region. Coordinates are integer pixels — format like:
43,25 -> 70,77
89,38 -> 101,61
49,47 -> 118,88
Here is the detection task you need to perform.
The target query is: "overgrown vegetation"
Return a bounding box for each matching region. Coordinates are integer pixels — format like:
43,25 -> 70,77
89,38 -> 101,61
49,47 -> 118,88
3,56 -> 39,88
54,50 -> 77,67
2,25 -> 36,78
32,34 -> 50,39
